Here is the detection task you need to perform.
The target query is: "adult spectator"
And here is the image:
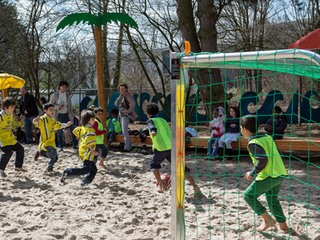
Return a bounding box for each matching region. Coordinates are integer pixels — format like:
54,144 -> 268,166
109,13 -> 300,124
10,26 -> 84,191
264,106 -> 287,139
115,84 -> 137,152
19,86 -> 39,144
50,81 -> 78,151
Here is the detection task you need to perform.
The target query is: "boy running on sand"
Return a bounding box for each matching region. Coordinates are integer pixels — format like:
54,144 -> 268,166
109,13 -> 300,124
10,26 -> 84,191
241,115 -> 289,232
33,103 -> 72,171
0,97 -> 26,177
92,107 -> 109,169
146,102 -> 201,194
60,110 -> 99,186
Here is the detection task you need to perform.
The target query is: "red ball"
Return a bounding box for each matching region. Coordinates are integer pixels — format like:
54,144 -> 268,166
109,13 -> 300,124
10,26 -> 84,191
156,174 -> 171,191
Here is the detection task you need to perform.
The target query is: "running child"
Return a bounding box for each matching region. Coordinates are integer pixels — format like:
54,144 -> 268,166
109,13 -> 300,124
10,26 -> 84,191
0,97 -> 26,177
60,110 -> 99,186
33,103 -> 72,171
146,102 -> 201,194
92,107 -> 109,169
241,115 -> 288,232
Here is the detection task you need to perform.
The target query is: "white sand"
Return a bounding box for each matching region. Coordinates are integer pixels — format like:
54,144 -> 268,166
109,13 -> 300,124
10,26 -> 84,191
0,145 -> 319,239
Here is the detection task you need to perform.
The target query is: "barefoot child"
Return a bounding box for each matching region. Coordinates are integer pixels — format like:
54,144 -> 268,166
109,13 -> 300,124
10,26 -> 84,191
0,97 -> 26,177
240,115 -> 288,232
33,103 -> 72,171
92,107 -> 109,169
146,102 -> 201,194
60,110 -> 99,186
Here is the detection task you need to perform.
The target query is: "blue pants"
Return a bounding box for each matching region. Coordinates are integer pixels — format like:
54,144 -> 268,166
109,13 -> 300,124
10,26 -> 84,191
94,144 -> 109,163
207,137 -> 220,156
64,160 -> 97,184
107,131 -> 120,142
150,149 -> 190,173
40,146 -> 58,170
25,115 -> 38,143
57,113 -> 77,148
0,142 -> 24,170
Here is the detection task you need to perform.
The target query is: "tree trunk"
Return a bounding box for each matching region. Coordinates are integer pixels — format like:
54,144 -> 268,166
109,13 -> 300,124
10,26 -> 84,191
95,26 -> 107,132
176,0 -> 227,119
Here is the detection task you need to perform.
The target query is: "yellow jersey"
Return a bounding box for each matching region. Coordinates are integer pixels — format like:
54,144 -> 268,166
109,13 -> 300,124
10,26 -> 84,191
72,125 -> 96,161
33,114 -> 68,152
0,110 -> 17,147
13,117 -> 24,130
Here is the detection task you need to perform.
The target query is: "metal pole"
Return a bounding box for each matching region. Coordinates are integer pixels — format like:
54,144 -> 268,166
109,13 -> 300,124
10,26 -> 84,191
171,52 -> 185,240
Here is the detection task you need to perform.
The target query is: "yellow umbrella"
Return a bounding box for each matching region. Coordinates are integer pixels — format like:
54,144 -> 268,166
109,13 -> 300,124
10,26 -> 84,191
0,73 -> 25,100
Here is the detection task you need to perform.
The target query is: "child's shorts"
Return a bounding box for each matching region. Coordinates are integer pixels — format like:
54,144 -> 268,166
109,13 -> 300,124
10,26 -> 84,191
150,149 -> 190,172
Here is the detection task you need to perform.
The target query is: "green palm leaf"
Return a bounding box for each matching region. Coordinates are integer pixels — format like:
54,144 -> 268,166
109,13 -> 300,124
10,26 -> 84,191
56,12 -> 138,32
56,13 -> 97,31
100,13 -> 138,29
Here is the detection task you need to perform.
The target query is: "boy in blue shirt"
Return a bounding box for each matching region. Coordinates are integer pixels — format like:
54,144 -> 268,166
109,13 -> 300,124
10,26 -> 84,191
146,102 -> 201,194
107,108 -> 122,148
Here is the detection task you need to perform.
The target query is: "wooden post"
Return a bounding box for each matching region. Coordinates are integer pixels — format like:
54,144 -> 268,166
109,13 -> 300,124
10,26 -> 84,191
94,25 -> 107,143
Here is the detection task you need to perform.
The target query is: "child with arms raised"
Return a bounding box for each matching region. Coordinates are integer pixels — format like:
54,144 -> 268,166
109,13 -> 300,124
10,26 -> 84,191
60,110 -> 99,186
33,103 -> 72,171
241,115 -> 288,232
92,107 -> 109,169
0,97 -> 26,177
146,102 -> 201,194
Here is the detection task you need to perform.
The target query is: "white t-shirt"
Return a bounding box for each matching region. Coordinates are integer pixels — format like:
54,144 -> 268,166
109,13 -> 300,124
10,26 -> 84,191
58,91 -> 68,114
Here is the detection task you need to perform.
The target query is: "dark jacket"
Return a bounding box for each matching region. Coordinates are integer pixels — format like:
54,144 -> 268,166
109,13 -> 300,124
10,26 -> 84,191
20,92 -> 38,118
226,118 -> 240,133
264,115 -> 287,135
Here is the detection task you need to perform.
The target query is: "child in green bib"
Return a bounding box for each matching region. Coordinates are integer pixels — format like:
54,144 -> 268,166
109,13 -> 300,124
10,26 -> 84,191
241,115 -> 288,232
92,107 -> 109,169
146,102 -> 201,195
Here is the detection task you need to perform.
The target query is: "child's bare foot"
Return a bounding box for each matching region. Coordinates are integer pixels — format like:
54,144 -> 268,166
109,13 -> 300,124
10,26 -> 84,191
256,217 -> 276,232
156,181 -> 165,192
99,162 -> 107,169
279,222 -> 288,231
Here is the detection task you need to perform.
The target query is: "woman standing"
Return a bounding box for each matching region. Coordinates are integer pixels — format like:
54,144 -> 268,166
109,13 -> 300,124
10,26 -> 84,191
115,84 -> 137,152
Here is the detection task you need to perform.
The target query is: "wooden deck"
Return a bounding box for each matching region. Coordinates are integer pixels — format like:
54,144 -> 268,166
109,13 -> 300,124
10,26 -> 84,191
113,135 -> 320,152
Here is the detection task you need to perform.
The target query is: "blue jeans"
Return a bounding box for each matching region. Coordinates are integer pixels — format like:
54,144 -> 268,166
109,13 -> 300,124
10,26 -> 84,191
0,142 -> 24,170
207,137 -> 220,156
107,131 -> 122,142
121,117 -> 131,150
25,115 -> 38,143
40,146 -> 58,170
57,113 -> 77,148
64,160 -> 97,184
94,144 -> 109,163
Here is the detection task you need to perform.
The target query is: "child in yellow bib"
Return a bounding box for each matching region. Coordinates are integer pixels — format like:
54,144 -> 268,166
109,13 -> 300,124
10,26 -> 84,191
60,110 -> 99,186
241,115 -> 288,232
146,102 -> 201,195
33,103 -> 71,171
0,97 -> 26,177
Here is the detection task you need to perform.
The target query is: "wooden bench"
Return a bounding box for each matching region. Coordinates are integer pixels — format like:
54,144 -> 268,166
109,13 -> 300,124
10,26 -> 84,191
113,135 -> 320,152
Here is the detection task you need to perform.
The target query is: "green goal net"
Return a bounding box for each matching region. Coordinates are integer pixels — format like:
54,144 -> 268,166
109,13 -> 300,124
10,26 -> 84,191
171,49 -> 320,239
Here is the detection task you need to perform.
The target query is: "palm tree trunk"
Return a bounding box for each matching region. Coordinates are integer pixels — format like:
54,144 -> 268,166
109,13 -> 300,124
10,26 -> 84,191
95,25 -> 107,133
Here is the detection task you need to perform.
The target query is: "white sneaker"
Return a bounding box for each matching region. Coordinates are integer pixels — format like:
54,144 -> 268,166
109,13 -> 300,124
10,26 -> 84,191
58,148 -> 63,152
0,169 -> 7,177
15,167 -> 28,172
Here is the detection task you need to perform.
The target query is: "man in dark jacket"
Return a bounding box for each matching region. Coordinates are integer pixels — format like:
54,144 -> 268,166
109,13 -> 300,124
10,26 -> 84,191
20,87 -> 39,144
264,106 -> 287,140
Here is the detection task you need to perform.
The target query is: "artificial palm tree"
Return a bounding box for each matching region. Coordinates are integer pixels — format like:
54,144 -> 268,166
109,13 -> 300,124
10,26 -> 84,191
56,12 -> 138,131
